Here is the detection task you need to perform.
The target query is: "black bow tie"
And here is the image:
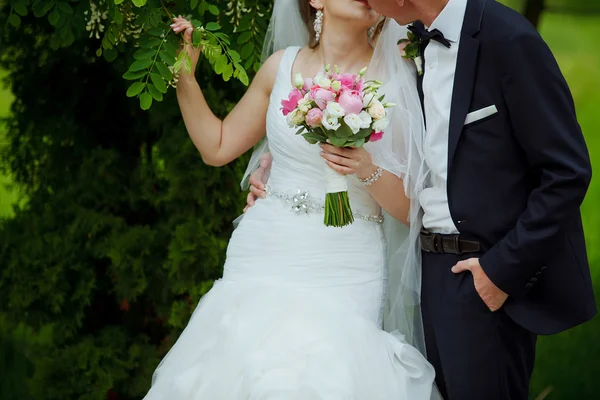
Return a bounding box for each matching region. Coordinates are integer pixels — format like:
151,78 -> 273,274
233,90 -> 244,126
408,21 -> 451,48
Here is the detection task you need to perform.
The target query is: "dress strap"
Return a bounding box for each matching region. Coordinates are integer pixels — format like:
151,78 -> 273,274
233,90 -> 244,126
275,46 -> 302,90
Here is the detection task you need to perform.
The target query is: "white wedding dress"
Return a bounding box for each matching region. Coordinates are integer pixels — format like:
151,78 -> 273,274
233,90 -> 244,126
144,46 -> 435,399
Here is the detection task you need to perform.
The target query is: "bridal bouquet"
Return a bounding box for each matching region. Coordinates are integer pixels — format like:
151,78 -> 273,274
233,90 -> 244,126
281,66 -> 394,227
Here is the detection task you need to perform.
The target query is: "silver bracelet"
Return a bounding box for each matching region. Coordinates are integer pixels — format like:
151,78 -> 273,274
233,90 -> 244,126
358,166 -> 384,186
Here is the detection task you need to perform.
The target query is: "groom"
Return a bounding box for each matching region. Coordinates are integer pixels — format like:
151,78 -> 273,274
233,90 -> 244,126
364,0 -> 596,398
246,0 -> 596,398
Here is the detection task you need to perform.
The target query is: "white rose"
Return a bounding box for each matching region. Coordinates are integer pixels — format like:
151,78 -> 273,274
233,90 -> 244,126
358,111 -> 372,129
287,109 -> 305,127
362,92 -> 375,108
326,101 -> 345,119
372,117 -> 389,132
315,76 -> 332,89
368,100 -> 386,120
298,98 -> 311,113
344,114 -> 362,134
322,110 -> 341,131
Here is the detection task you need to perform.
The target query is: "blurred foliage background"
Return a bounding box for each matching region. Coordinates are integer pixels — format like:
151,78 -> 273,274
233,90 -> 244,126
0,0 -> 598,399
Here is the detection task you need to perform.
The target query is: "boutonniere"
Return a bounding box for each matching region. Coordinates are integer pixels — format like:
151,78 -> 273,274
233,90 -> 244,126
398,31 -> 423,76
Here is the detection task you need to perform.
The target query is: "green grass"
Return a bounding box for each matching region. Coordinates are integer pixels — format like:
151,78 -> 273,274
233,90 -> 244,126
526,12 -> 600,399
0,69 -> 16,218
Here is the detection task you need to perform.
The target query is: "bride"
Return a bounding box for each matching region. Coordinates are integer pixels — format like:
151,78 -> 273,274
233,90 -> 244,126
144,0 -> 435,398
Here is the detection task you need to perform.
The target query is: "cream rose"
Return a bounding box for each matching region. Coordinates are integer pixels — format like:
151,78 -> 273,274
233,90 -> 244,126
372,117 -> 389,132
368,100 -> 386,120
343,114 -> 362,134
358,111 -> 372,129
322,110 -> 342,131
287,109 -> 305,127
326,101 -> 345,119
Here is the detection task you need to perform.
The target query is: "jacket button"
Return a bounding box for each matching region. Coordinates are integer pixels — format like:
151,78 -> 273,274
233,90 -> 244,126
525,283 -> 533,289
541,266 -> 547,270
530,277 -> 538,283
536,271 -> 542,275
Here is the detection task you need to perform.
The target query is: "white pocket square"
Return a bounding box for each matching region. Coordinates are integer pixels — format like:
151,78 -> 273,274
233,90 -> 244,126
464,105 -> 498,126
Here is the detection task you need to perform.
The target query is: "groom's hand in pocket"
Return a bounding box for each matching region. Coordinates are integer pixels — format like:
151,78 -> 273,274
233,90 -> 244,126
452,258 -> 509,312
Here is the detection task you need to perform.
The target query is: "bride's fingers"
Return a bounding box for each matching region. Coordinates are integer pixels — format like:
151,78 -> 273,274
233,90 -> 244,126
320,151 -> 357,169
320,143 -> 350,157
183,27 -> 193,44
325,160 -> 353,175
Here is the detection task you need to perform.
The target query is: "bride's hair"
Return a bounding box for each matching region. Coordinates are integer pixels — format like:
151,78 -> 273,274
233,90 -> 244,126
297,1 -> 320,48
297,1 -> 385,49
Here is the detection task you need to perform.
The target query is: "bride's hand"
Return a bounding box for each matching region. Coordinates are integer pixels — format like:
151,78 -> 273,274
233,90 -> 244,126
320,143 -> 378,180
170,16 -> 201,76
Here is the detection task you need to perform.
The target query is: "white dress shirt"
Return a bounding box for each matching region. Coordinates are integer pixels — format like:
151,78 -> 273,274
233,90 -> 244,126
418,0 -> 468,234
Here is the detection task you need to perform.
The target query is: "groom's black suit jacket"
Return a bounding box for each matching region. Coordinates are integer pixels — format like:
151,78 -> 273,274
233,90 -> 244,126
444,0 -> 596,335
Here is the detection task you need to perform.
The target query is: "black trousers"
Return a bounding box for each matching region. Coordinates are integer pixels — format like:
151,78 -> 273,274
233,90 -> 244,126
421,251 -> 537,400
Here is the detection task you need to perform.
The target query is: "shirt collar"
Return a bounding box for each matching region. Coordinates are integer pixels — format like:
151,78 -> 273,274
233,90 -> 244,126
427,0 -> 468,43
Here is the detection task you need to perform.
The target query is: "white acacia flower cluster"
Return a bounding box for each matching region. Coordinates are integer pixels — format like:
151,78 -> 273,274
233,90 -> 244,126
84,0 -> 108,40
116,5 -> 143,44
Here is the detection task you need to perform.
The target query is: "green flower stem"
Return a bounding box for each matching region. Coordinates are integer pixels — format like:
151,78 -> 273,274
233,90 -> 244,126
324,191 -> 354,228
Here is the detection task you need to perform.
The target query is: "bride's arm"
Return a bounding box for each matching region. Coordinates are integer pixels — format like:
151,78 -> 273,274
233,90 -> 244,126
172,18 -> 283,167
320,144 -> 410,225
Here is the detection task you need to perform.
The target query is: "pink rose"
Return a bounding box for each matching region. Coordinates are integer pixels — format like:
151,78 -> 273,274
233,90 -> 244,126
338,73 -> 356,90
370,131 -> 384,142
355,78 -> 365,94
338,90 -> 364,115
305,108 -> 324,128
310,87 -> 335,110
281,89 -> 304,116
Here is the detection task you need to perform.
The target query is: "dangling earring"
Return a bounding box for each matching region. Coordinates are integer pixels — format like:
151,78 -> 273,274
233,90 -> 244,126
314,9 -> 323,43
368,26 -> 376,40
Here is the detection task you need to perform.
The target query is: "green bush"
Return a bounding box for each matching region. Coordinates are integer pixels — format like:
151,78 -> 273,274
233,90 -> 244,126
0,7 -> 250,399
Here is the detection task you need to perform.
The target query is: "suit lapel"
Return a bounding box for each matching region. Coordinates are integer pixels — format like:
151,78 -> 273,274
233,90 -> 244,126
447,0 -> 486,171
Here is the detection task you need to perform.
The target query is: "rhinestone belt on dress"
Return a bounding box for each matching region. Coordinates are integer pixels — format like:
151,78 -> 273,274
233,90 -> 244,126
265,185 -> 384,224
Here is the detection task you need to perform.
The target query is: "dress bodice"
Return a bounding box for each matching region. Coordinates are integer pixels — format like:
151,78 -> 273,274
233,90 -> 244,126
265,46 -> 380,217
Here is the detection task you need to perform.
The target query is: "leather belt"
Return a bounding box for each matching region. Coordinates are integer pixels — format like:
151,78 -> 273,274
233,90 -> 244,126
420,229 -> 481,255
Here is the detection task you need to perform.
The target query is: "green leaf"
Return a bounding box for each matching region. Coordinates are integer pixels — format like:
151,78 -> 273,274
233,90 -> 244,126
354,138 -> 365,148
140,37 -> 162,49
190,0 -> 198,9
57,2 -> 73,14
48,10 -> 60,26
241,42 -> 253,59
140,91 -> 153,110
147,83 -> 164,102
147,27 -> 163,37
329,136 -> 347,147
126,82 -> 146,97
14,4 -> 28,16
33,1 -> 54,17
214,32 -> 230,45
205,22 -> 220,31
237,68 -> 249,86
132,0 -> 147,7
8,13 -> 21,28
150,73 -> 167,94
159,51 -> 176,66
164,38 -> 179,57
214,54 -> 227,74
122,70 -> 148,80
222,63 -> 234,81
184,53 -> 193,75
114,0 -> 125,4
129,59 -> 153,71
228,50 -> 241,63
155,62 -> 173,81
208,5 -> 219,16
133,49 -> 155,60
103,48 -> 118,62
192,30 -> 203,46
237,31 -> 252,44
